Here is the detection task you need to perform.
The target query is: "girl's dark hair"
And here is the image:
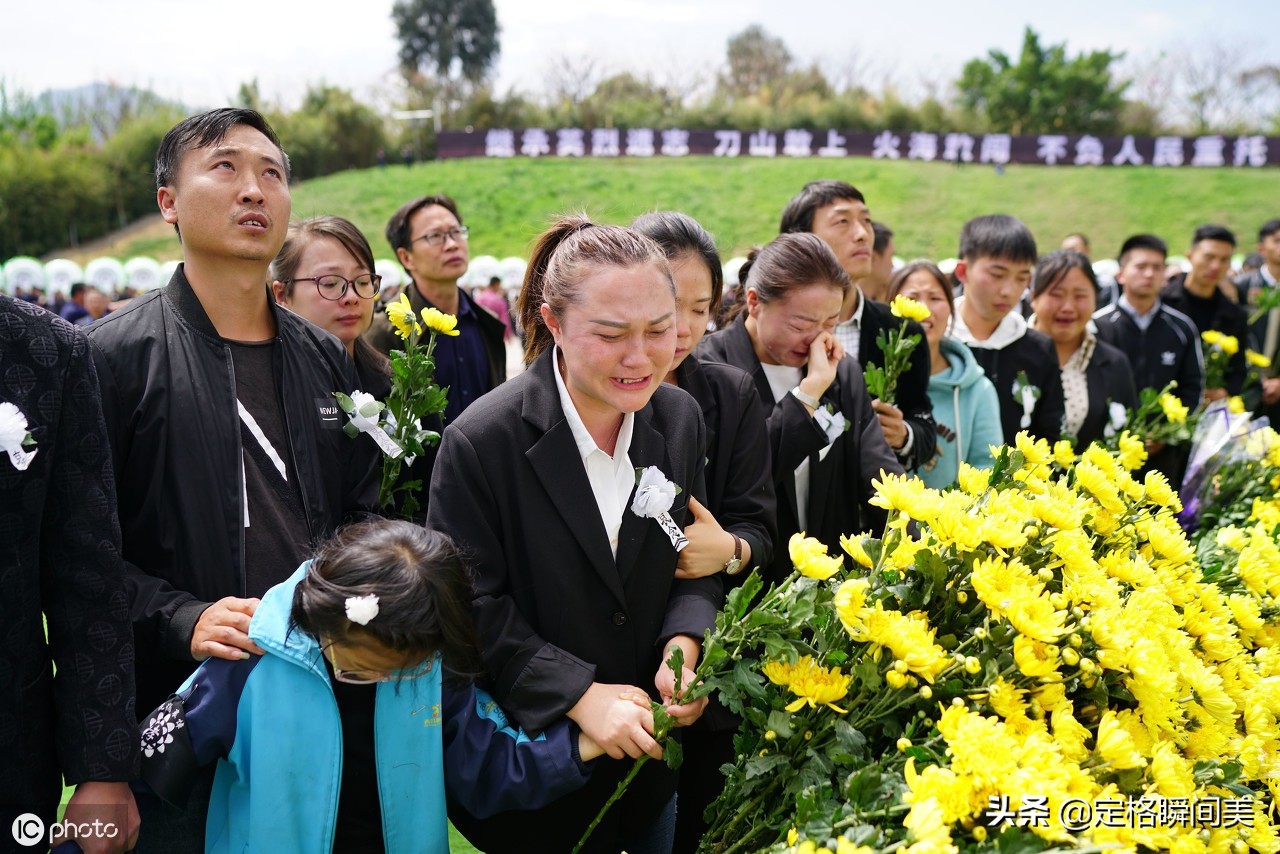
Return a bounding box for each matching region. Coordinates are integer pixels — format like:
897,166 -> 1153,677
730,232 -> 850,320
630,211 -> 724,317
291,520 -> 483,681
1031,249 -> 1099,298
271,215 -> 389,377
516,214 -> 674,366
888,260 -> 955,334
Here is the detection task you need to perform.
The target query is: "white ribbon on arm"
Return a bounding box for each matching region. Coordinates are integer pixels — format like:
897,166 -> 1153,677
631,466 -> 688,552
0,402 -> 37,471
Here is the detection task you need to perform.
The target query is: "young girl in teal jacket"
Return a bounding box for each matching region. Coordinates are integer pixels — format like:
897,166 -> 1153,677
138,521 -> 608,854
890,261 -> 1003,489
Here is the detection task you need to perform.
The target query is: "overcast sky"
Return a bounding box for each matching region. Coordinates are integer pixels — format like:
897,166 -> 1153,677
4,0 -> 1273,111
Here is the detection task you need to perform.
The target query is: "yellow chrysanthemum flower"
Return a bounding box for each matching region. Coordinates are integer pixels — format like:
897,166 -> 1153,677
788,532 -> 844,579
1014,431 -> 1054,467
853,602 -> 952,682
385,293 -> 421,339
839,532 -> 875,568
833,577 -> 870,636
1096,710 -> 1147,768
1201,329 -> 1223,347
781,657 -> 852,714
1149,741 -> 1195,798
1117,431 -> 1148,471
956,462 -> 990,496
1074,460 -> 1126,513
1050,706 -> 1091,761
902,797 -> 958,854
1013,634 -> 1061,679
1247,349 -> 1272,369
1052,440 -> 1076,468
1159,393 -> 1189,423
1219,334 -> 1239,356
1143,470 -> 1182,512
890,294 -> 932,323
421,306 -> 460,336
1228,395 -> 1246,414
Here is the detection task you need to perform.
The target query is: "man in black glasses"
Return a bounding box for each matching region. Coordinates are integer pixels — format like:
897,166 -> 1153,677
86,108 -> 379,853
367,194 -> 507,422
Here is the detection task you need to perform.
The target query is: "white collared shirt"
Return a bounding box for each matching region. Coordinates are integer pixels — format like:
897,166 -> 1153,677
759,362 -> 811,531
833,287 -> 868,360
552,347 -> 635,558
1117,294 -> 1160,333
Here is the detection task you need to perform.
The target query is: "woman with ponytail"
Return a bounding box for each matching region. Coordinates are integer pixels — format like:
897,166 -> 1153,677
428,215 -> 718,853
699,232 -> 902,583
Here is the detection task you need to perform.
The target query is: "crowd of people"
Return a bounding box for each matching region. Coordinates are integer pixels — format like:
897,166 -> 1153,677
6,106 -> 1280,854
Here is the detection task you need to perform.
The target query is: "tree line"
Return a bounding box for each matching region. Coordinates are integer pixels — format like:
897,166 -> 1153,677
2,10 -> 1277,260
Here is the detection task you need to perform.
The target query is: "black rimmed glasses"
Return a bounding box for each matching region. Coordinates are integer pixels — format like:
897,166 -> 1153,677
320,640 -> 434,685
411,226 -> 470,247
292,274 -> 382,301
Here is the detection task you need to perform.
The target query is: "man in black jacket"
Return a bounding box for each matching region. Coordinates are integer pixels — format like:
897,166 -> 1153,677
1,296 -> 140,853
780,180 -> 937,471
1162,224 -> 1249,400
950,214 -> 1065,443
365,194 -> 507,424
1233,219 -> 1280,419
87,108 -> 379,853
1094,234 -> 1203,484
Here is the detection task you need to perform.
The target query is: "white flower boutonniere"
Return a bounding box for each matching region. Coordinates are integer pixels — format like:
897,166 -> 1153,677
335,390 -> 404,459
632,466 -> 688,551
345,594 -> 380,626
1103,401 -> 1128,439
0,402 -> 37,471
812,403 -> 850,461
1011,371 -> 1041,430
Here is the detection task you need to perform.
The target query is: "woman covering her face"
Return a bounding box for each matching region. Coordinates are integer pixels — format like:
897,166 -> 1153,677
1029,250 -> 1138,449
698,232 -> 901,584
427,216 -> 719,854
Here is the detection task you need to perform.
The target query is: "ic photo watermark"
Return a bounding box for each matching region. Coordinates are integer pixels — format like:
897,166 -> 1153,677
10,810 -> 125,849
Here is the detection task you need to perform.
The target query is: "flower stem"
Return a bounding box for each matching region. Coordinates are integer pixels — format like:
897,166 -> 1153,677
571,755 -> 650,854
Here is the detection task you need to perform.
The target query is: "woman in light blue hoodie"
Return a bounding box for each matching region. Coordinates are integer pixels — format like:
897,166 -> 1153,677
889,261 -> 1003,489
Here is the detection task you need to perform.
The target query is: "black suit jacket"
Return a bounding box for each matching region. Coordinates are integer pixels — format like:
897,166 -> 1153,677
1162,275 -> 1249,396
966,329 -> 1066,444
698,319 -> 902,583
675,356 -> 777,579
858,298 -> 938,471
1074,339 -> 1139,449
0,297 -> 138,818
428,348 -> 719,852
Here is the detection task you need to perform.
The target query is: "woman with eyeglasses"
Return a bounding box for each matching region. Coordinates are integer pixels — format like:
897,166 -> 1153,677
137,520 -> 611,854
271,216 -> 391,396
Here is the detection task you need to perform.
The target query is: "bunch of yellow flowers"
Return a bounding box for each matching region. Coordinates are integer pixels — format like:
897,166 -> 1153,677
699,433 -> 1280,854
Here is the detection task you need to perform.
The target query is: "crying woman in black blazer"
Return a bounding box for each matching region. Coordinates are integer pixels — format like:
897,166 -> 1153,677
429,217 -> 720,854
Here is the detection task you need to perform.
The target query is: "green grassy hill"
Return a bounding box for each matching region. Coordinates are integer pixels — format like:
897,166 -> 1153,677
87,157 -> 1280,265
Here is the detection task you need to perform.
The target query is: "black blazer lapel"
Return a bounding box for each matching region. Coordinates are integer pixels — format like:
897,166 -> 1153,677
522,351 -> 627,606
804,371 -> 845,536
676,358 -> 719,459
615,405 -> 677,582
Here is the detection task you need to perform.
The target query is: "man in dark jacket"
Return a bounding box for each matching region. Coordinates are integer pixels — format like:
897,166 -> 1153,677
1233,219 -> 1280,420
1162,224 -> 1249,399
87,108 -> 379,853
780,180 -> 937,471
1,296 -> 140,853
364,194 -> 507,424
1094,234 -> 1203,484
950,214 -> 1065,443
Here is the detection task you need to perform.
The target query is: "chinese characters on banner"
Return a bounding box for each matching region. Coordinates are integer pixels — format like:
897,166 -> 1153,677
445,128 -> 1278,167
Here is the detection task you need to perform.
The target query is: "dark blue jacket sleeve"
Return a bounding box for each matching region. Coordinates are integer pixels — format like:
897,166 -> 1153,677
441,681 -> 592,819
138,656 -> 258,807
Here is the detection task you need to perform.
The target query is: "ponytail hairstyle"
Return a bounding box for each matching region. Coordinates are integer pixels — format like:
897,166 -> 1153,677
729,231 -> 851,321
630,211 -> 724,317
516,214 -> 675,366
272,215 -> 389,377
291,520 -> 483,683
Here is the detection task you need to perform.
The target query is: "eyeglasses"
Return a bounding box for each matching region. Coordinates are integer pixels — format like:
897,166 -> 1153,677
411,226 -> 469,248
321,641 -> 434,685
292,274 -> 382,301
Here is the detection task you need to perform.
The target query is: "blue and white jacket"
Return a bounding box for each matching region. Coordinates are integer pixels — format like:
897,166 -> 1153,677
138,563 -> 592,854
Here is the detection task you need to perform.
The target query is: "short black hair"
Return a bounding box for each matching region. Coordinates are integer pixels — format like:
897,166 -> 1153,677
1191,224 -> 1236,248
872,221 -> 894,256
1117,234 -> 1168,267
1032,250 -> 1099,298
69,282 -> 86,299
779,180 -> 866,235
155,108 -> 288,189
290,520 -> 483,683
630,210 -> 724,316
385,195 -> 464,257
1259,219 -> 1280,241
958,214 -> 1037,264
